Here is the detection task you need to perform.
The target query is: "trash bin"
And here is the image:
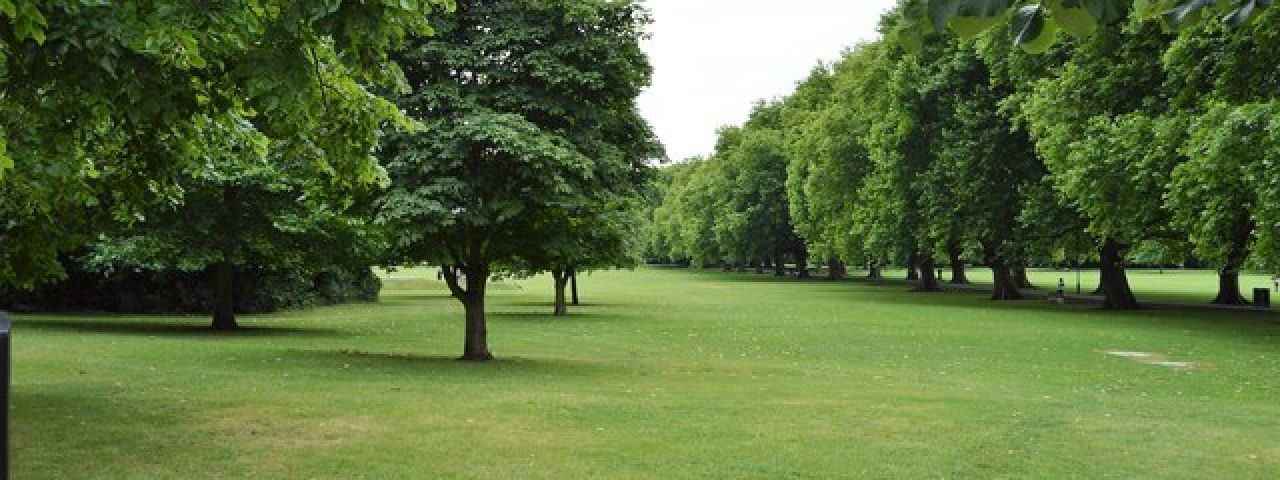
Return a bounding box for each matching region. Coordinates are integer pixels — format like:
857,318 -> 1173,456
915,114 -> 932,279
1254,288 -> 1271,309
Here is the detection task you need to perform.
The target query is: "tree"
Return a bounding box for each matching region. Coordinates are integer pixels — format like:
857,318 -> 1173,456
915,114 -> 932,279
80,113 -> 386,329
522,197 -> 645,316
0,1 -> 448,289
731,104 -> 809,277
929,37 -> 1046,300
1021,22 -> 1182,309
378,0 -> 658,361
860,34 -> 974,292
1161,7 -> 1280,303
783,45 -> 891,279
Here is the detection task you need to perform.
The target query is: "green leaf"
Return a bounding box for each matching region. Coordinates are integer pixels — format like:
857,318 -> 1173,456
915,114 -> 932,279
1076,0 -> 1128,23
1052,4 -> 1098,38
949,14 -> 1004,38
1222,0 -> 1271,26
1163,0 -> 1215,28
1012,5 -> 1059,53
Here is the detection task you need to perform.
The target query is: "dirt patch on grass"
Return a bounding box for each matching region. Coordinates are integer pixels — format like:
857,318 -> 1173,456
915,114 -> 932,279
205,406 -> 387,449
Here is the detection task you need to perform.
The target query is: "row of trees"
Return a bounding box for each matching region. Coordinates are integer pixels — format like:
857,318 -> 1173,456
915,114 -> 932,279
647,2 -> 1279,310
0,1 -> 660,361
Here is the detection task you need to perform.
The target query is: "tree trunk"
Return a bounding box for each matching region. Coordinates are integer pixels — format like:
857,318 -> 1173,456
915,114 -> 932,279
1098,238 -> 1140,310
552,267 -> 569,316
1013,265 -> 1035,289
570,266 -> 579,306
990,263 -> 1022,301
1212,269 -> 1248,305
913,255 -> 942,292
1212,216 -> 1253,305
445,263 -> 493,362
211,183 -> 239,330
827,258 -> 844,281
796,247 -> 810,279
461,294 -> 492,361
211,261 -> 237,330
985,243 -> 1022,301
946,239 -> 968,284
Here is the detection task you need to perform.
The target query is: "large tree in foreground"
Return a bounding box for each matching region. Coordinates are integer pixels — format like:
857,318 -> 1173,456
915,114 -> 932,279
0,1 -> 447,289
379,0 -> 657,361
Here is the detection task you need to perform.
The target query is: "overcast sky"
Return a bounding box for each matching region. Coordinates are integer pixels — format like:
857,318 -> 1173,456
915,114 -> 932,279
637,0 -> 900,161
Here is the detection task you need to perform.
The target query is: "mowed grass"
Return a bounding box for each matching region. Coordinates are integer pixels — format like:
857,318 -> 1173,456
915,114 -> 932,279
10,267 -> 1280,478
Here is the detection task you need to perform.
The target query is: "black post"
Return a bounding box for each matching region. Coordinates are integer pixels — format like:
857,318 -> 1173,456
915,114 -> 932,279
0,312 -> 9,480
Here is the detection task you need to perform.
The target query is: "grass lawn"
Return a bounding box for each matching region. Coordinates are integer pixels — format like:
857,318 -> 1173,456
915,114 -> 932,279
11,267 -> 1280,478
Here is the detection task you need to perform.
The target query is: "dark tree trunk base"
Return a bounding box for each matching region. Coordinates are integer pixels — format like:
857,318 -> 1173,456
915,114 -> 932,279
1099,239 -> 1140,310
1211,270 -> 1248,305
552,268 -> 569,316
211,314 -> 238,331
990,265 -> 1022,301
458,352 -> 495,362
946,240 -> 968,284
211,260 -> 236,330
913,256 -> 942,292
1014,266 -> 1035,289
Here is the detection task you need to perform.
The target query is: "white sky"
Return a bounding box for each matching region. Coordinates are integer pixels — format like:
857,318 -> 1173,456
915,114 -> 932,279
637,0 -> 900,162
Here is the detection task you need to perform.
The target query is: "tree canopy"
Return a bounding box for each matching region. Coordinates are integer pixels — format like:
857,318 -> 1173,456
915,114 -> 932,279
646,0 -> 1279,311
378,0 -> 659,361
0,0 -> 450,289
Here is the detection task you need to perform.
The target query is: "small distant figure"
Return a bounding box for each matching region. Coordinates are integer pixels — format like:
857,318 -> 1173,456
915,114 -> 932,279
1273,274 -> 1278,293
1050,277 -> 1067,304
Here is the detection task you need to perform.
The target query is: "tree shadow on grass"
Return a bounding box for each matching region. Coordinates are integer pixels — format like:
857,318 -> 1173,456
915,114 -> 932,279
487,311 -> 632,323
859,288 -> 1280,346
375,294 -> 457,306
502,301 -> 620,308
282,348 -> 612,378
14,317 -> 345,338
700,273 -> 840,285
11,385 -> 198,473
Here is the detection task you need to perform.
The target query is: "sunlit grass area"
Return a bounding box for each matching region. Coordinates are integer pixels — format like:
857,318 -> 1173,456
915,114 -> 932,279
10,267 -> 1280,478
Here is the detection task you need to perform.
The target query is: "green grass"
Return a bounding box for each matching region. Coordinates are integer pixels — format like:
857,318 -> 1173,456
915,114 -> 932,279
11,267 -> 1280,478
